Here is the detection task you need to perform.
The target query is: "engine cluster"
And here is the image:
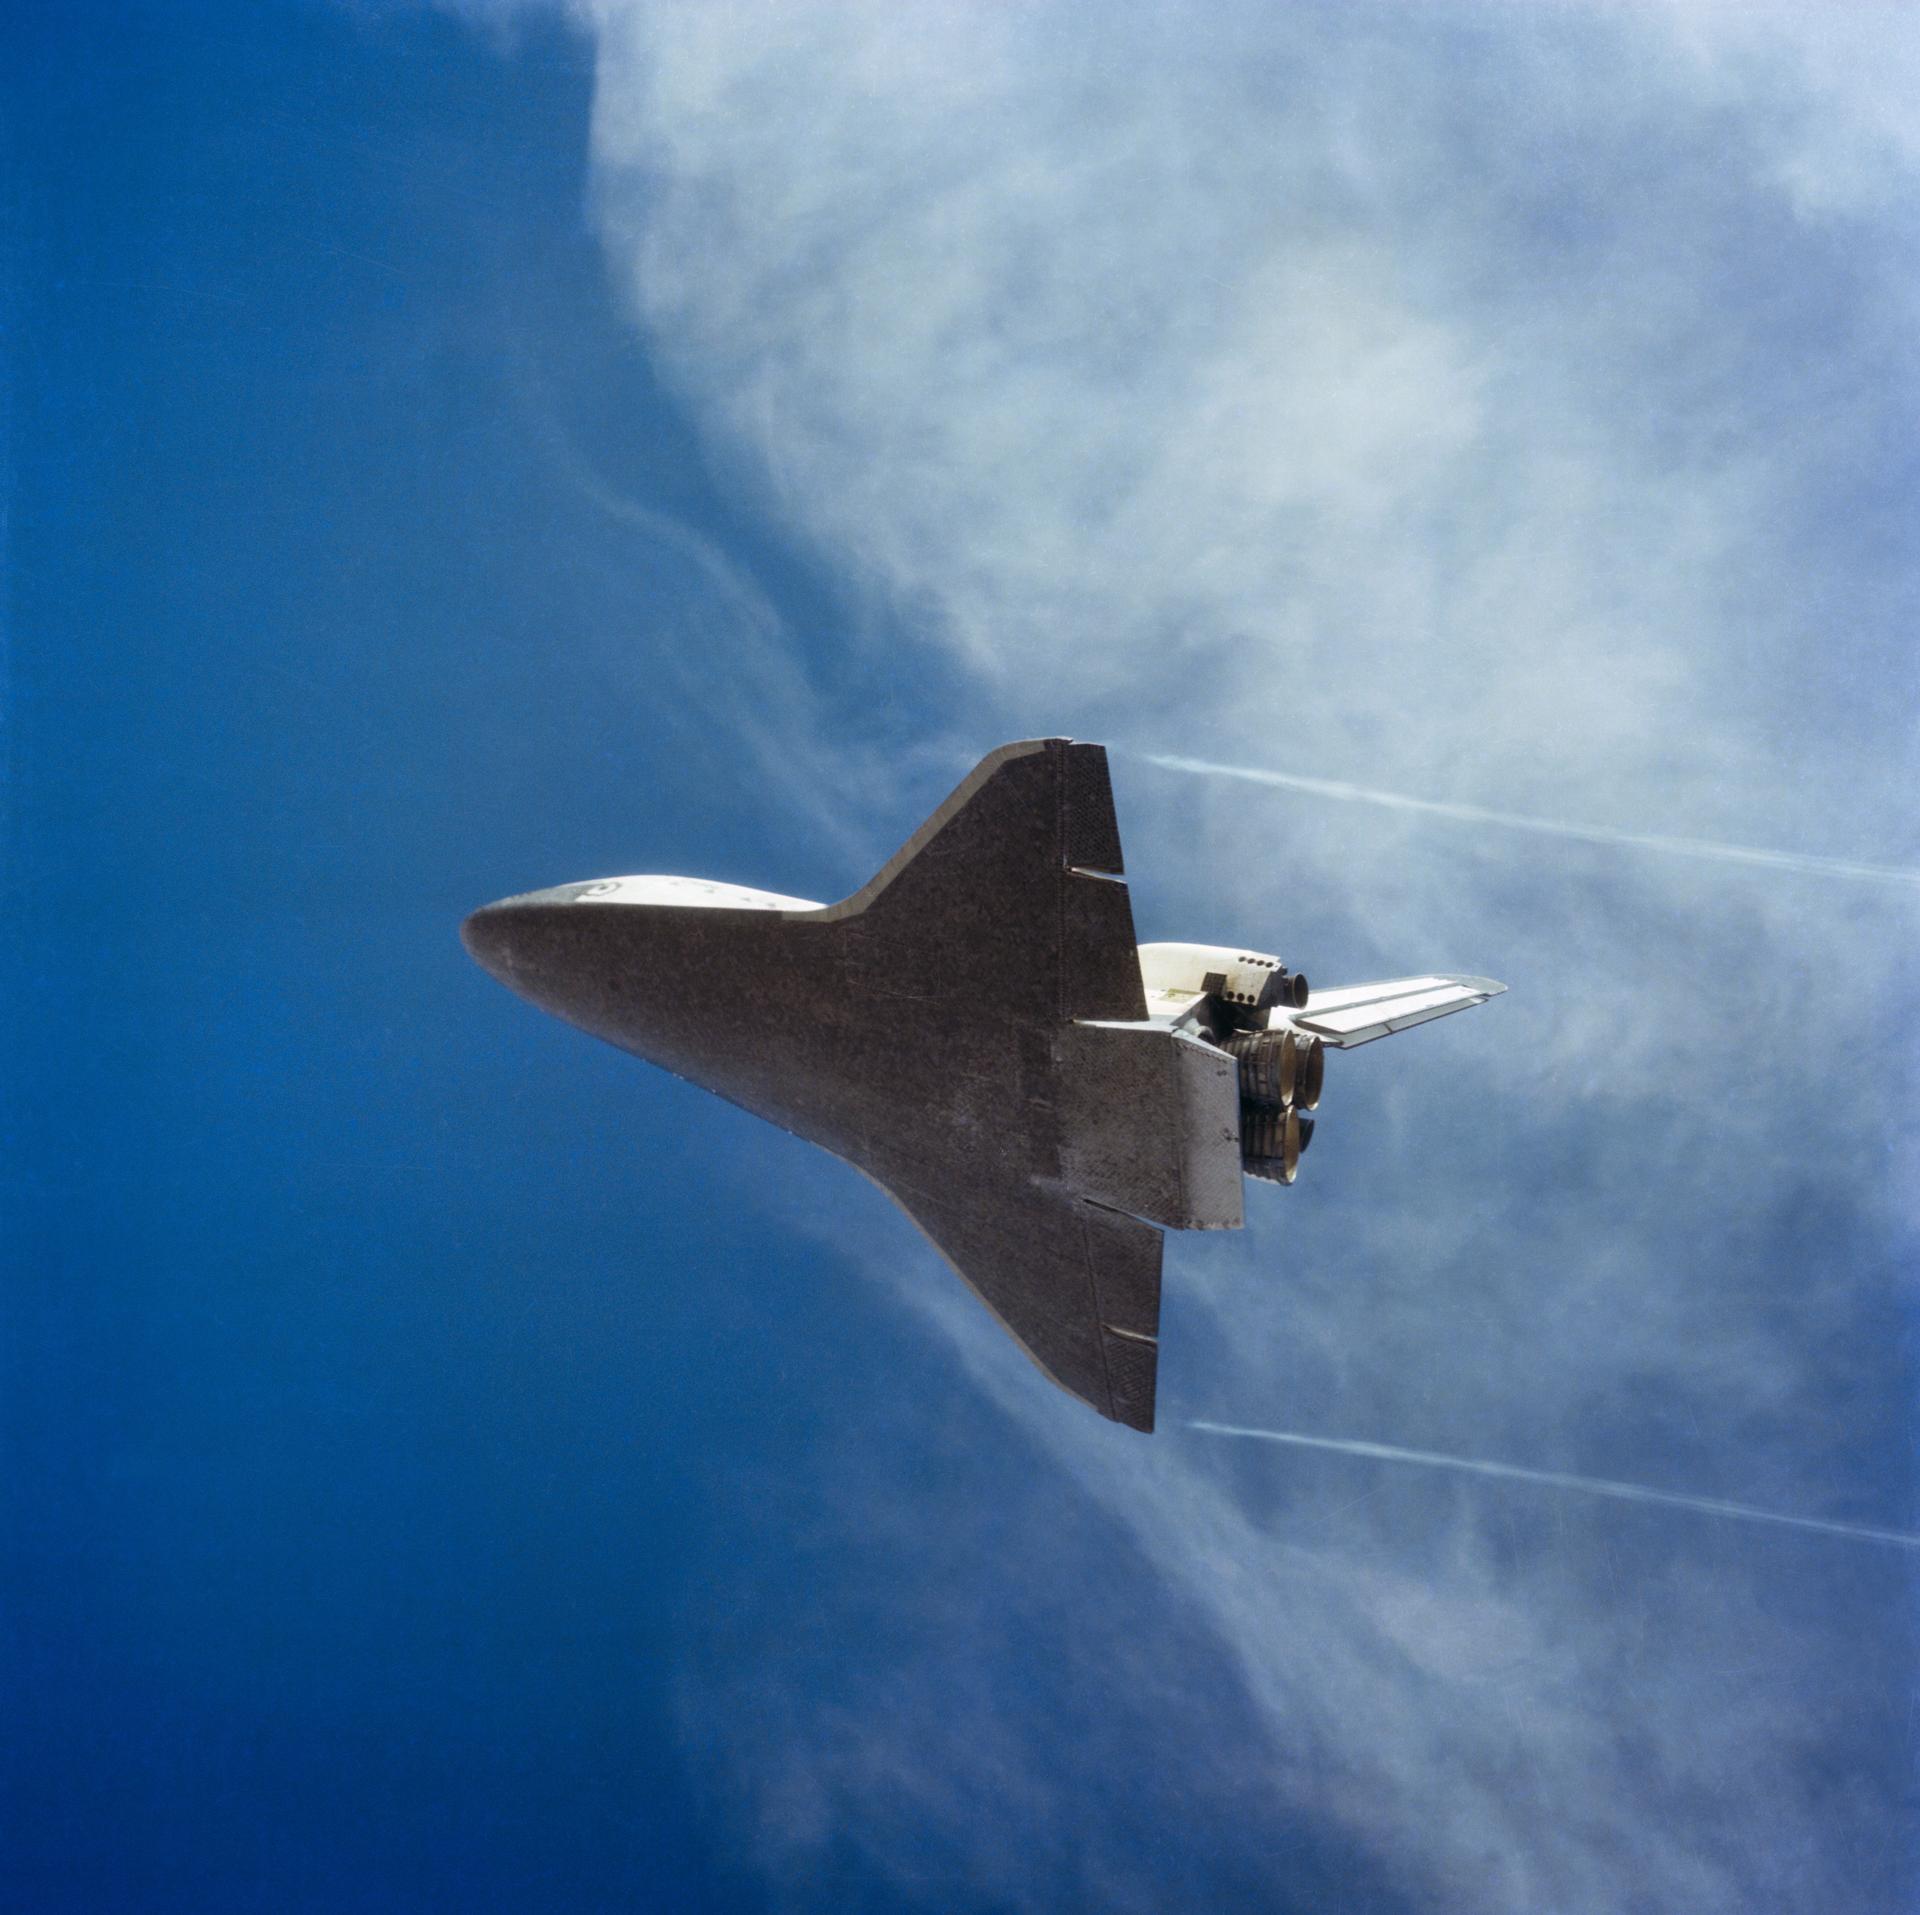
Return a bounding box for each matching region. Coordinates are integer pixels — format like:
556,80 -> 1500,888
1224,1029 -> 1323,1185
1136,942 -> 1325,1184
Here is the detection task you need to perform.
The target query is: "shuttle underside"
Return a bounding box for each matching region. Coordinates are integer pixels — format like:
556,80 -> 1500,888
464,739 -> 1503,1431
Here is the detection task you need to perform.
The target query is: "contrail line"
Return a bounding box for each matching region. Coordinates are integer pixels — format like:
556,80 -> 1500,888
1142,754 -> 1920,890
1187,1422 -> 1920,1550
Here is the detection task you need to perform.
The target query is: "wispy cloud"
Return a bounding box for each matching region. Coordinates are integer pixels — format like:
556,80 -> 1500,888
458,1 -> 1919,1908
1189,1419 -> 1920,1550
1142,752 -> 1920,889
505,374 -> 888,873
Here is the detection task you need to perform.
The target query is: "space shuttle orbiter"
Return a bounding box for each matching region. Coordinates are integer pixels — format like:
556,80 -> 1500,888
462,739 -> 1503,1432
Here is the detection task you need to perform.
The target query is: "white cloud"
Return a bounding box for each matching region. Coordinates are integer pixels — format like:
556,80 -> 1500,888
462,2 -> 1920,1908
577,1 -> 1915,834
1625,0 -> 1920,217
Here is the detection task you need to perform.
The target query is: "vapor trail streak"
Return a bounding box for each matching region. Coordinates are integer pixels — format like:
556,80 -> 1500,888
1187,1422 -> 1920,1549
1142,754 -> 1920,889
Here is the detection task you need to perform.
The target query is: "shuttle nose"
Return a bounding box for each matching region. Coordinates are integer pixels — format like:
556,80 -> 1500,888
460,886 -> 583,989
460,899 -> 524,985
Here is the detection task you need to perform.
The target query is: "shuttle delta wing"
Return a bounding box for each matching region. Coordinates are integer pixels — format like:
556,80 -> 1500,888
811,738 -> 1196,1433
875,1163 -> 1166,1433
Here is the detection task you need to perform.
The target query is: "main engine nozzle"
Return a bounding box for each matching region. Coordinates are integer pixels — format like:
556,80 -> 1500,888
1224,1029 -> 1325,1111
1242,1106 -> 1312,1184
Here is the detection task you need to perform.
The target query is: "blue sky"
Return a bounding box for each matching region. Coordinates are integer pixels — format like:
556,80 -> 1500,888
5,4 -> 1916,1911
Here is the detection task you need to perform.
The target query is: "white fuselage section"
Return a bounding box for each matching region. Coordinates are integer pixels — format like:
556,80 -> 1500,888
1136,941 -> 1295,1022
572,874 -> 825,912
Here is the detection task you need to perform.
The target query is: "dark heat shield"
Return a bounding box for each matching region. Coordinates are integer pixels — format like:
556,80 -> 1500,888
463,740 -> 1242,1432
